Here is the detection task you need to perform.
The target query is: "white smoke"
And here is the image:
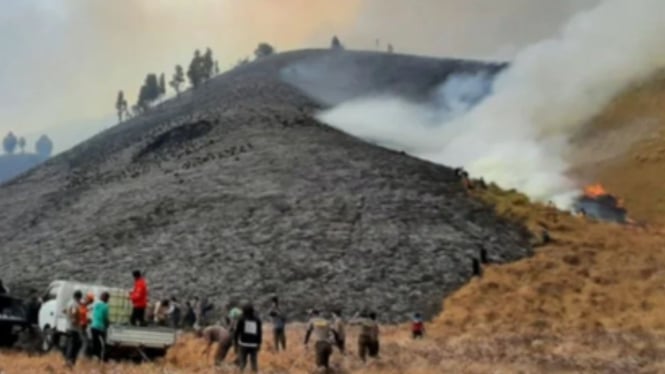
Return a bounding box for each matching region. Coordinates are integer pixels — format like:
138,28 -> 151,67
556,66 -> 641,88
318,0 -> 665,208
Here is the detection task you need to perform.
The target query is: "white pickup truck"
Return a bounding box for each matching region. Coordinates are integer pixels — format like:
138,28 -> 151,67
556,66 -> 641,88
38,280 -> 176,359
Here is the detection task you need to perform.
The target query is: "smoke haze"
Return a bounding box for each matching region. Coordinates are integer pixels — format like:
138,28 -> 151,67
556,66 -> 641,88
0,0 -> 598,153
319,0 -> 665,207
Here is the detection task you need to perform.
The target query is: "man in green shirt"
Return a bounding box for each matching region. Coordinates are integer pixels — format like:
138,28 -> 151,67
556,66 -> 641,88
90,292 -> 110,361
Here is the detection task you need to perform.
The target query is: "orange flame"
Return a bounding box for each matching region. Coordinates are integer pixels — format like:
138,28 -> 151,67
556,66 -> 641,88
584,183 -> 608,198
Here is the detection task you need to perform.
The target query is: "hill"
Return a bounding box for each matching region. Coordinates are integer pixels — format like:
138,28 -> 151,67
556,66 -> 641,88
0,50 -> 525,320
0,153 -> 46,183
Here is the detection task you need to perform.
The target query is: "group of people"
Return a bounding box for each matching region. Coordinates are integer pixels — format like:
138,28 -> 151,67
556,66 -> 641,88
196,296 -> 407,373
62,289 -> 110,367
14,269 -> 428,372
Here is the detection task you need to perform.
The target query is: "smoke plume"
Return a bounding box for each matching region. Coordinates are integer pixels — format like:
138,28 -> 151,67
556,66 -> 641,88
319,0 -> 665,207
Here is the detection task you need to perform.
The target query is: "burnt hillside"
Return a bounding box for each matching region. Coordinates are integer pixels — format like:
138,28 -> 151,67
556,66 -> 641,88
0,49 -> 524,320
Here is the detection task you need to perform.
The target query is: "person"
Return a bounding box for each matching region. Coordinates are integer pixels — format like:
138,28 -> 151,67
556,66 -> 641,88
169,296 -> 182,328
0,279 -> 7,294
196,297 -> 214,327
80,293 -> 94,356
154,299 -> 170,326
227,304 -> 243,359
331,310 -> 346,353
233,303 -> 262,373
304,310 -> 339,371
351,311 -> 380,362
411,313 -> 425,339
184,301 -> 196,329
129,270 -> 148,326
90,292 -> 110,361
63,291 -> 84,367
198,325 -> 233,366
268,296 -> 287,352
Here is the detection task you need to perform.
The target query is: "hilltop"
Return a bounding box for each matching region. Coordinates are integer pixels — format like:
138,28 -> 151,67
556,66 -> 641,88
0,50 -> 524,320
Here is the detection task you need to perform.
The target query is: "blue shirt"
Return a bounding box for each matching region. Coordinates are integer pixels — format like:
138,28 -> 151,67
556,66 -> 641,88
91,301 -> 109,331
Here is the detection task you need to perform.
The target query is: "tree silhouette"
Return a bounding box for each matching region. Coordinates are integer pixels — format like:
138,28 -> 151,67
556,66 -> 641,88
254,43 -> 275,59
35,135 -> 53,158
331,36 -> 344,50
137,74 -> 161,111
159,73 -> 166,96
214,61 -> 220,75
202,48 -> 214,81
187,50 -> 204,89
18,137 -> 26,153
3,132 -> 17,155
170,65 -> 185,96
235,57 -> 250,68
115,91 -> 128,122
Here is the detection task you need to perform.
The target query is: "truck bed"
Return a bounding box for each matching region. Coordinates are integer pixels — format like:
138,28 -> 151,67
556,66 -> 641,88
107,325 -> 176,349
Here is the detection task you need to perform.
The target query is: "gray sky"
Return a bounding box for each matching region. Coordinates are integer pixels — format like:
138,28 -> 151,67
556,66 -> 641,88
0,0 -> 599,153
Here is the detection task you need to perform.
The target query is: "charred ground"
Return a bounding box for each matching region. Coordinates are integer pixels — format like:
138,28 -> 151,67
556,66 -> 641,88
0,50 -> 523,320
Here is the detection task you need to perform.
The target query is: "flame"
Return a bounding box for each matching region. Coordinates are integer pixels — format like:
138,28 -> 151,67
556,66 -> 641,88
584,183 -> 608,198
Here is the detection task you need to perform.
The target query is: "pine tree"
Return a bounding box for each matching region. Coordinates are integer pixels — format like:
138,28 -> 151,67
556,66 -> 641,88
2,132 -> 17,155
115,91 -> 128,122
35,135 -> 53,158
170,65 -> 185,96
18,137 -> 26,153
187,50 -> 204,89
331,36 -> 344,50
137,74 -> 161,111
202,48 -> 214,81
159,73 -> 166,96
254,43 -> 275,59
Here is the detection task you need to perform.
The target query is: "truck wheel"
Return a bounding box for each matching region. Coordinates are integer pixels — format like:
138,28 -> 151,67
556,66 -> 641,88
41,327 -> 55,352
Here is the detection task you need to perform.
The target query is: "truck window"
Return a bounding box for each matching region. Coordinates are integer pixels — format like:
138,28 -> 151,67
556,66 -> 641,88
42,286 -> 58,303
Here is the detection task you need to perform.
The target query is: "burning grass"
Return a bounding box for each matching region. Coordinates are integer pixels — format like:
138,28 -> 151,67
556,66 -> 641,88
573,72 -> 665,225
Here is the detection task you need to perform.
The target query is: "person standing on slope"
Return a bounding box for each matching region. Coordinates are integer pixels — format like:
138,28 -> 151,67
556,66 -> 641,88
304,310 -> 339,371
90,292 -> 110,361
63,291 -> 85,367
129,270 -> 148,326
331,310 -> 346,354
351,311 -> 380,362
233,303 -> 262,373
411,312 -> 425,339
268,296 -> 287,352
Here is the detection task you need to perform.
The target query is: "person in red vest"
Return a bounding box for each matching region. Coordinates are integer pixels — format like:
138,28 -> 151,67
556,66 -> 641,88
129,270 -> 148,326
411,312 -> 425,339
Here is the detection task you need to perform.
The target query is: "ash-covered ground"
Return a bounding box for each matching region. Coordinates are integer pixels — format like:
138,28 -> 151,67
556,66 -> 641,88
0,50 -> 526,320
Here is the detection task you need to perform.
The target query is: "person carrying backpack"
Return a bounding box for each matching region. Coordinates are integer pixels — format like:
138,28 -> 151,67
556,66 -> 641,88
233,303 -> 262,373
